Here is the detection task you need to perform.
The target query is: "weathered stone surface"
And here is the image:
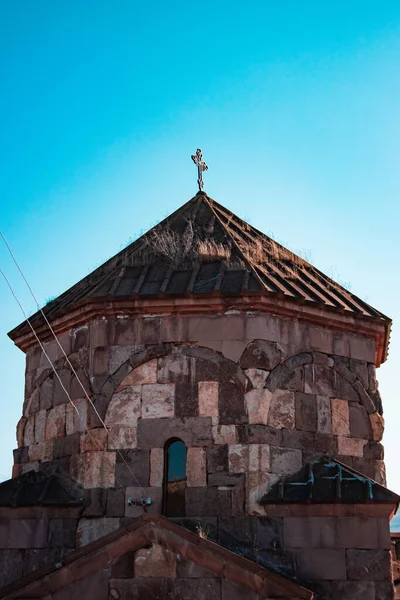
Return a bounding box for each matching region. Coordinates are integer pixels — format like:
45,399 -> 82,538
198,381 -> 219,417
336,376 -> 360,404
218,380 -> 246,425
268,390 -> 295,430
66,398 -> 88,434
187,447 -> 206,487
247,471 -> 269,515
80,428 -> 108,453
138,417 -> 212,449
45,405 -> 66,440
270,446 -> 302,475
349,403 -> 372,440
141,383 -> 175,419
207,445 -> 228,474
70,369 -> 91,401
244,388 -> 272,425
212,424 -> 237,445
34,409 -> 47,443
0,549 -> 24,588
248,444 -> 270,472
52,369 -> 72,407
107,488 -> 125,517
109,345 -> 141,374
134,544 -> 176,577
150,447 -> 164,486
115,448 -> 149,487
24,416 -> 35,446
26,388 -> 40,416
185,487 -> 231,517
16,417 -> 27,448
107,426 -> 137,450
237,424 -> 282,446
7,519 -> 49,549
105,386 -> 141,426
295,393 -> 317,432
240,339 -> 281,370
373,460 -> 386,486
156,353 -> 189,383
228,444 -> 249,473
346,549 -> 392,581
48,519 -> 77,548
363,441 -> 384,460
119,359 -> 158,388
354,380 -> 376,414
331,398 -> 350,437
369,412 -> 384,441
244,368 -> 269,389
72,451 -> 116,488
367,363 -> 376,391
76,517 -> 119,547
312,352 -> 334,367
295,548 -> 346,580
304,364 -> 337,396
28,441 -> 53,462
83,488 -> 107,517
279,367 -> 305,392
349,359 -> 369,389
13,446 -> 29,464
316,395 -> 331,434
337,436 -> 367,457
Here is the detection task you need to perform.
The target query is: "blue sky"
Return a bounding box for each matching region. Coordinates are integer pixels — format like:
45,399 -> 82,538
1,1 -> 399,525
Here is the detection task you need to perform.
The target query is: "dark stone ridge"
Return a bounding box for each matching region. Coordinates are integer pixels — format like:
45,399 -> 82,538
0,469 -> 83,507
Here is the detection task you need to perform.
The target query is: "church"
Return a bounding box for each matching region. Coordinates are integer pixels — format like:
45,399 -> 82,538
0,151 -> 398,599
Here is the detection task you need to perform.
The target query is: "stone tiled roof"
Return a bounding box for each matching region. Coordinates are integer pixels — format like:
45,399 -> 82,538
260,457 -> 400,505
0,470 -> 84,507
9,192 -> 391,341
0,514 -> 314,600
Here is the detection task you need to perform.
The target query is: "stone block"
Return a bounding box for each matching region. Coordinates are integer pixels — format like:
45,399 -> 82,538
13,446 -> 29,464
110,345 -> 141,374
295,548 -> 346,579
212,424 -> 237,445
338,517 -> 379,549
23,548 -> 61,576
248,444 -> 270,472
198,381 -> 219,417
134,544 -> 176,577
115,448 -> 149,487
156,353 -> 189,383
337,436 -> 367,457
187,447 -> 206,487
66,398 -> 88,434
107,488 -> 125,517
48,518 -> 77,548
76,517 -> 120,547
364,441 -> 384,460
70,370 -> 91,401
239,339 -> 281,370
34,409 -> 47,443
138,417 -> 212,449
354,380 -> 376,414
280,367 -> 305,392
119,359 -> 158,387
141,383 -> 175,419
83,451 -> 116,488
26,388 -> 40,416
107,426 -> 137,450
83,488 -> 107,517
247,471 -> 269,515
125,487 -> 162,517
316,395 -> 331,434
295,392 -> 317,432
331,398 -> 350,436
218,380 -> 246,425
150,447 -> 164,486
185,487 -> 231,517
350,359 -> 369,389
52,369 -> 71,406
45,404 -> 66,440
369,413 -> 384,442
28,440 -> 53,462
80,428 -> 108,453
346,549 -> 392,581
24,416 -> 35,446
238,424 -> 282,446
228,444 -> 249,473
91,347 -> 109,377
7,519 -> 48,549
16,417 -> 27,448
244,368 -> 269,389
0,549 -> 24,588
268,390 -> 295,429
270,446 -> 302,475
244,388 -> 272,425
349,403 -> 372,439
105,386 -> 141,427
207,445 -> 228,474
373,460 -> 386,486
72,325 -> 89,351
221,339 -> 247,362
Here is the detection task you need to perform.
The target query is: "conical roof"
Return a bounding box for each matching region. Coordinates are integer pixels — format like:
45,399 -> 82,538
8,192 -> 391,343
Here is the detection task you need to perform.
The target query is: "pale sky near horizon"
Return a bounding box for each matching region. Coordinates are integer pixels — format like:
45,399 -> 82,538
1,1 -> 400,527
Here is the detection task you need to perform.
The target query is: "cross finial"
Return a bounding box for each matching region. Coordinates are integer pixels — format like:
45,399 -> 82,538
191,148 -> 208,191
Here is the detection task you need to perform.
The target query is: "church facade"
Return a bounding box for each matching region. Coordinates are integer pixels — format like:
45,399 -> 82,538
0,191 -> 398,599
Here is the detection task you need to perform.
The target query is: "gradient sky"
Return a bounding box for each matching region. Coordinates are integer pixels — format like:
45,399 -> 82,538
1,1 -> 399,527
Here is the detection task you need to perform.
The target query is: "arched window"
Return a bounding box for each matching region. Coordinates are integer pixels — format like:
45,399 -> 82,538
164,439 -> 187,517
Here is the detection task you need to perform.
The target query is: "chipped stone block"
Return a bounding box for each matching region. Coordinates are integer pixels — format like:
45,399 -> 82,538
268,390 -> 295,430
228,444 -> 249,473
349,403 -> 372,440
331,398 -> 350,437
240,340 -> 281,370
21,462 -> 39,474
346,549 -> 392,581
53,432 -> 80,458
80,428 -> 108,453
45,405 -> 66,440
66,398 -> 89,434
150,448 -> 164,487
316,396 -> 331,434
24,416 -> 35,446
369,412 -> 384,442
337,436 -> 367,457
16,417 -> 27,448
76,517 -> 120,547
244,388 -> 272,425
198,381 -> 219,417
187,447 -> 206,487
295,393 -> 317,432
105,386 -> 141,426
84,451 -> 116,488
247,471 -> 269,515
134,544 -> 176,577
270,446 -> 302,475
28,441 -> 53,462
119,359 -> 158,388
373,460 -> 386,486
248,444 -> 270,472
34,409 -> 46,443
108,426 -> 137,450
244,368 -> 269,389
212,424 -> 237,445
141,383 -> 175,419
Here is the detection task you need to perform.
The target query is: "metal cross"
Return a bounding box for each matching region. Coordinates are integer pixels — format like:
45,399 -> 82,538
191,148 -> 208,191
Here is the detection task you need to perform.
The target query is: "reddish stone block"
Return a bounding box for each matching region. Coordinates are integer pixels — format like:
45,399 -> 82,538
187,447 -> 206,487
66,398 -> 89,434
150,447 -> 164,486
28,440 -> 53,462
229,444 -> 249,473
270,446 -> 302,475
369,412 -> 384,442
331,398 -> 350,436
141,383 -> 175,419
84,451 -> 116,488
23,416 -> 35,446
16,417 -> 27,448
105,386 -> 141,427
245,388 -> 272,425
244,368 -> 269,389
80,428 -> 108,453
338,436 -> 367,457
45,405 -> 66,440
134,543 -> 176,577
268,390 -> 295,430
120,358 -> 158,387
198,381 -> 219,417
107,425 -> 137,450
34,409 -> 47,443
212,424 -> 237,445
